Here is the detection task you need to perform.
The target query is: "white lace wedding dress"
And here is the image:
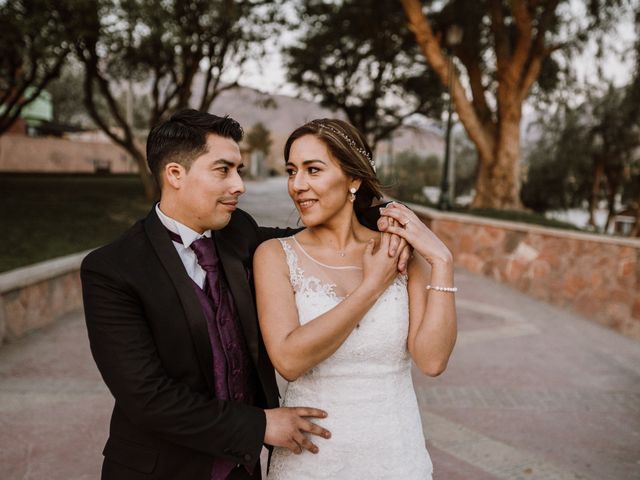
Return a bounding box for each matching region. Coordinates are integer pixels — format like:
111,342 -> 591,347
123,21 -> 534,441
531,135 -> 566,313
267,237 -> 432,480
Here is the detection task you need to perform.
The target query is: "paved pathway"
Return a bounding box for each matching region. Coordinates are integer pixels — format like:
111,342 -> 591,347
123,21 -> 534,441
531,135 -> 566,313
1,177 -> 639,479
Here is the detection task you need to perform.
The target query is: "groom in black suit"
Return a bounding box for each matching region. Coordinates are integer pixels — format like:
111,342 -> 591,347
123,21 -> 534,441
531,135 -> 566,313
81,110 -> 335,480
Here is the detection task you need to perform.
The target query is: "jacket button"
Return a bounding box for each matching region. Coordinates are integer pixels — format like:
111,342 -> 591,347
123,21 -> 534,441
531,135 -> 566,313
243,453 -> 252,462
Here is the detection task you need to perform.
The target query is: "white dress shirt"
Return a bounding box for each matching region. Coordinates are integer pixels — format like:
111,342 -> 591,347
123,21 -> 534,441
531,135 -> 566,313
155,203 -> 211,289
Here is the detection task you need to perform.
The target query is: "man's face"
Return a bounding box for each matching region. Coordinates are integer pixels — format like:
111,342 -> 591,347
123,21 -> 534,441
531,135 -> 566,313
174,134 -> 245,232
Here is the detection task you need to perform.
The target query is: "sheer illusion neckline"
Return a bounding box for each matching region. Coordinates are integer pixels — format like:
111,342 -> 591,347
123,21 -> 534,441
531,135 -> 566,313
292,235 -> 363,271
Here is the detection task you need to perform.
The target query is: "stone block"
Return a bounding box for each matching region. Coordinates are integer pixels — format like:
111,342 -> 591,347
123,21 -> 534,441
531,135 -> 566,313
513,242 -> 539,263
529,260 -> 551,280
458,253 -> 484,274
617,258 -> 636,284
587,271 -> 605,290
561,273 -> 587,297
602,302 -> 630,330
504,258 -> 526,283
459,233 -> 475,254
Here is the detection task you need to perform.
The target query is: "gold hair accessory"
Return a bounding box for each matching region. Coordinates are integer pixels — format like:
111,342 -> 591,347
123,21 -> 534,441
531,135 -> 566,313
315,122 -> 376,171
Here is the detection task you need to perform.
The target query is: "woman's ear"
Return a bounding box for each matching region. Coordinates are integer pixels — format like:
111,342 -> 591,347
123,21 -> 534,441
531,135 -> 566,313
350,178 -> 362,192
164,162 -> 185,189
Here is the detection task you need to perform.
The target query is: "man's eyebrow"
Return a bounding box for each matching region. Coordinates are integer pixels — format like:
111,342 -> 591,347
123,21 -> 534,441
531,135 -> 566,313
212,159 -> 243,168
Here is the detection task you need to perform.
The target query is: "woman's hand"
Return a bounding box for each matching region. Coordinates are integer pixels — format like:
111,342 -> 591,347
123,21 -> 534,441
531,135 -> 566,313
379,203 -> 452,267
360,232 -> 401,296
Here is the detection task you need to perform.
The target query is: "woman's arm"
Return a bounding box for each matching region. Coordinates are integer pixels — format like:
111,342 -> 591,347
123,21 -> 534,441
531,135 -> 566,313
379,203 -> 457,376
406,254 -> 457,376
253,236 -> 399,381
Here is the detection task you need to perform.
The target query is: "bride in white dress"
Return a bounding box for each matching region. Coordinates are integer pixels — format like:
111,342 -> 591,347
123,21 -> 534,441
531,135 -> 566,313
253,119 -> 457,480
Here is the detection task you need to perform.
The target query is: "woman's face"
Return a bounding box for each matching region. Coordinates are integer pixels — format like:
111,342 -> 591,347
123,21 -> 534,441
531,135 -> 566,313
286,134 -> 360,227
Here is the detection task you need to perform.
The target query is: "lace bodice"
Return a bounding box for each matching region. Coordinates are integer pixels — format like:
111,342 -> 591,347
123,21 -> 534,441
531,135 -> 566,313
267,237 -> 432,480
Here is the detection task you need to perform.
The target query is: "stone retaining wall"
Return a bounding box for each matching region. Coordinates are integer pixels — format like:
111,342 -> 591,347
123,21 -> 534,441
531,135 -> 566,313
0,251 -> 90,345
411,204 -> 640,340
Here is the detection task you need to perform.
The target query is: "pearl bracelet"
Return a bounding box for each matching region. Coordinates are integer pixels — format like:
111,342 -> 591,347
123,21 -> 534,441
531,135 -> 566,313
426,285 -> 458,293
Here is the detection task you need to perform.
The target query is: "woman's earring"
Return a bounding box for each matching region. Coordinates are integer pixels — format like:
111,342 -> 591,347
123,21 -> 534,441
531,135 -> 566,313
349,187 -> 357,202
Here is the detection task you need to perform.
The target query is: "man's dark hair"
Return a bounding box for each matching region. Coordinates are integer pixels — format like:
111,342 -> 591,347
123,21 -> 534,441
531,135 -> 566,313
146,109 -> 244,187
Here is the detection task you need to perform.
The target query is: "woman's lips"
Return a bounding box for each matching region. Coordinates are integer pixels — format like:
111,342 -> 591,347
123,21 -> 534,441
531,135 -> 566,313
297,199 -> 317,211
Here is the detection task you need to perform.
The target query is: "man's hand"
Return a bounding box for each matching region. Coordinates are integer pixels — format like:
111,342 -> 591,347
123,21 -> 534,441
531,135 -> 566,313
264,407 -> 331,454
377,215 -> 412,273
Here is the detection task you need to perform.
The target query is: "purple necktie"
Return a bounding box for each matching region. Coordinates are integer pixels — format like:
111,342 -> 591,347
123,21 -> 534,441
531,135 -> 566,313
191,237 -> 223,303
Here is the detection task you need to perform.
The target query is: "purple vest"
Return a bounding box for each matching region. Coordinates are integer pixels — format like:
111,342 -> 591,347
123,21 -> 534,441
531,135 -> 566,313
192,281 -> 256,406
169,230 -> 257,479
192,282 -> 257,480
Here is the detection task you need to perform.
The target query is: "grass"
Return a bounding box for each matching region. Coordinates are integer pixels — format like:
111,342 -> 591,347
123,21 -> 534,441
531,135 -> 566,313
1,174 -> 153,273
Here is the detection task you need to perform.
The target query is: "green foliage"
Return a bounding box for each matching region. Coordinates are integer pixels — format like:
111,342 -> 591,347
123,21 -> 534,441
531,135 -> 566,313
246,122 -> 273,156
285,0 -> 444,145
523,82 -> 640,214
380,151 -> 441,204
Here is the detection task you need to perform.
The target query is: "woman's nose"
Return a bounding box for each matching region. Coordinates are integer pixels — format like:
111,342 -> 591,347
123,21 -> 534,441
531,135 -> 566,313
292,172 -> 308,191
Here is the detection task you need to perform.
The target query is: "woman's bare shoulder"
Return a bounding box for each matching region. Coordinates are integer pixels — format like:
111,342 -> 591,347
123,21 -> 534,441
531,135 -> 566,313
254,238 -> 292,271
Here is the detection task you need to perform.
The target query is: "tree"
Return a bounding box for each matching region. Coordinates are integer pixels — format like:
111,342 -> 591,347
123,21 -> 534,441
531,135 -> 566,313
246,122 -> 273,156
400,0 -> 629,209
285,0 -> 444,147
0,0 -> 71,135
451,128 -> 479,197
522,83 -> 640,232
521,103 -> 594,214
380,151 -> 441,203
67,0 -> 281,200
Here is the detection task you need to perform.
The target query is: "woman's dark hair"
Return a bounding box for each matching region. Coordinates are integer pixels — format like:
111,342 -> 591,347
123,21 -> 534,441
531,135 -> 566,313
146,109 -> 243,187
283,119 -> 383,213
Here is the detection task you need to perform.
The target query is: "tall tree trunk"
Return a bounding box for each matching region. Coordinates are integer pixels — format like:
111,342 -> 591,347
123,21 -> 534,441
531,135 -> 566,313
473,110 -> 522,209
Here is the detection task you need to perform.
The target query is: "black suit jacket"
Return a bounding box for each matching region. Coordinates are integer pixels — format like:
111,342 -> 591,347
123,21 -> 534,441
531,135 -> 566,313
81,207 -> 296,480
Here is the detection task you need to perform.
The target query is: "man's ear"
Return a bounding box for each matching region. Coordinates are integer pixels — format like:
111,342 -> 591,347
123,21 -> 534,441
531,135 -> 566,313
164,162 -> 185,189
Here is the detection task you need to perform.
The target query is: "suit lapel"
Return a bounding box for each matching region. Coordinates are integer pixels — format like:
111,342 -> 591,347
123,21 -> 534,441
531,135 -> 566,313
144,209 -> 215,393
214,230 -> 260,367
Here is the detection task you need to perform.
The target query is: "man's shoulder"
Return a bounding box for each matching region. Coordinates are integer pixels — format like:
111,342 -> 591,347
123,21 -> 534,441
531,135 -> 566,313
82,218 -> 148,270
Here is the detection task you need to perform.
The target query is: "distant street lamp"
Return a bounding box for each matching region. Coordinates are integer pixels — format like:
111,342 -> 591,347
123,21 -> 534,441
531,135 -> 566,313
438,24 -> 463,211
